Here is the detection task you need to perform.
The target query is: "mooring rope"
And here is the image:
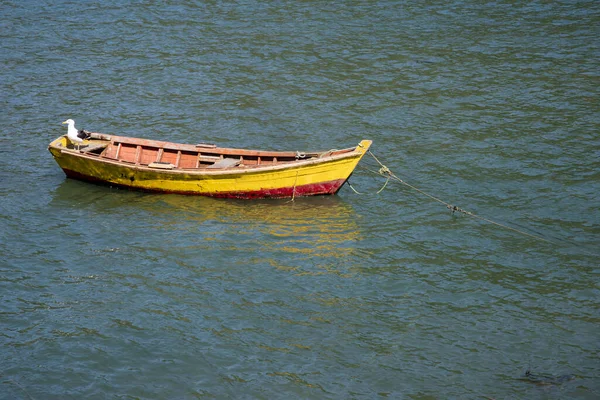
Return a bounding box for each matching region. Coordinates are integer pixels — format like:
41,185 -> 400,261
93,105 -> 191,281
359,150 -> 556,245
347,172 -> 390,195
1,375 -> 35,400
286,170 -> 300,203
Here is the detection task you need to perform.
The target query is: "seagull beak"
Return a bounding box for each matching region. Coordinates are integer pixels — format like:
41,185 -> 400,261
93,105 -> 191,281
62,120 -> 68,124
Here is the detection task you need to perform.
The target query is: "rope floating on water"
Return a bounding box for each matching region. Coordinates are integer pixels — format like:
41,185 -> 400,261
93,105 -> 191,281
348,172 -> 390,195
356,150 -> 555,245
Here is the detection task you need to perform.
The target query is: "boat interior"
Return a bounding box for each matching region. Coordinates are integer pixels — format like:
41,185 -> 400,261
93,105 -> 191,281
56,134 -> 355,170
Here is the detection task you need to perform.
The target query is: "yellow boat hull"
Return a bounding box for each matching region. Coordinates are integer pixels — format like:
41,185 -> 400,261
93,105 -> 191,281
48,135 -> 372,199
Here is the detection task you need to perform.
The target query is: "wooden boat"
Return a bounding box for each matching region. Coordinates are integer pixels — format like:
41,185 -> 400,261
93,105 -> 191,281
48,132 -> 372,199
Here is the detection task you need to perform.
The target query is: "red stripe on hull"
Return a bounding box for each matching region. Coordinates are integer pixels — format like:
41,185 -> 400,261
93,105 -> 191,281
61,168 -> 346,199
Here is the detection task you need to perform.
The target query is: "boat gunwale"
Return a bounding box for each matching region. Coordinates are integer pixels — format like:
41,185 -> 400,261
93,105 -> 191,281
50,135 -> 372,176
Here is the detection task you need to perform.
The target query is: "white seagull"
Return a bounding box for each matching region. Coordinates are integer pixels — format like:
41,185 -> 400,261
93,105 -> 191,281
62,119 -> 91,150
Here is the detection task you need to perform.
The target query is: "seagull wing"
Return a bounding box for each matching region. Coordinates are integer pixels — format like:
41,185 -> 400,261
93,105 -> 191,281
77,129 -> 91,140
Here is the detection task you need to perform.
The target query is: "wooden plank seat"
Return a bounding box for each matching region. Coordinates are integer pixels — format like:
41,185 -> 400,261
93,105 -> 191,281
80,143 -> 108,153
207,158 -> 241,169
148,162 -> 175,170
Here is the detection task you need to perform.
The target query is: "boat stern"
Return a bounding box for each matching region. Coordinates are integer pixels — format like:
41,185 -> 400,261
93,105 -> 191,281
48,134 -> 95,151
48,135 -> 68,148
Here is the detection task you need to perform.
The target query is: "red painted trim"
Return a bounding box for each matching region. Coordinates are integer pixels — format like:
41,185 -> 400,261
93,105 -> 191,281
61,168 -> 347,199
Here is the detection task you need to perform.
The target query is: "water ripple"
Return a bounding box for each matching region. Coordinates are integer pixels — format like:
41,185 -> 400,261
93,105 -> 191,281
1,0 -> 599,398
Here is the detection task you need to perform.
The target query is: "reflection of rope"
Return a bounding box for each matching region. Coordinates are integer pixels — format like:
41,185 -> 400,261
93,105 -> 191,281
360,150 -> 556,245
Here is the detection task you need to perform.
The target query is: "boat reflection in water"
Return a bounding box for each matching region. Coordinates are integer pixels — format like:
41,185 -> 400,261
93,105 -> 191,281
161,194 -> 364,277
50,180 -> 364,276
